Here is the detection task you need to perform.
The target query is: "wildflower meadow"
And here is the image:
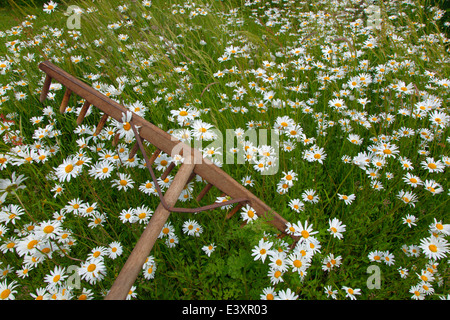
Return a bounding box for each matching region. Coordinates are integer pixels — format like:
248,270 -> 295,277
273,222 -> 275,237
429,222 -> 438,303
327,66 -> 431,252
0,0 -> 449,301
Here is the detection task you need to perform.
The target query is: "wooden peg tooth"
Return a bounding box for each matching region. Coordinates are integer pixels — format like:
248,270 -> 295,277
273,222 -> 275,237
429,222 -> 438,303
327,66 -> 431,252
94,113 -> 109,135
128,142 -> 139,160
59,88 -> 72,113
160,162 -> 175,181
147,148 -> 161,166
187,171 -> 196,183
76,100 -> 91,125
112,132 -> 120,147
40,74 -> 52,103
226,203 -> 243,220
196,182 -> 213,202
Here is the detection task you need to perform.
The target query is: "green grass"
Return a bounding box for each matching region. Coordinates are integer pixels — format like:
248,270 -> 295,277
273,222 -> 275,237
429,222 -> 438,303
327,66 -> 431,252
0,8 -> 20,30
0,0 -> 449,301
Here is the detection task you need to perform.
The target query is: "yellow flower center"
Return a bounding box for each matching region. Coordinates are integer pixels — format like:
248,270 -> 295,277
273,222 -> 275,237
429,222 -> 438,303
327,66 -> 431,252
123,122 -> 131,131
43,225 -> 54,234
27,240 -> 38,250
428,163 -> 437,170
1,289 -> 11,299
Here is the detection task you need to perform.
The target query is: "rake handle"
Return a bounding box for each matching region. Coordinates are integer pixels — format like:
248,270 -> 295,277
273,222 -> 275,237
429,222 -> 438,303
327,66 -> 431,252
105,162 -> 195,300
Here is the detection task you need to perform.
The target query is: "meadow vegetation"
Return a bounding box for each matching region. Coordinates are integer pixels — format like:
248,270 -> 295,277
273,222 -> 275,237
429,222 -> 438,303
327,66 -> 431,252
0,0 -> 449,300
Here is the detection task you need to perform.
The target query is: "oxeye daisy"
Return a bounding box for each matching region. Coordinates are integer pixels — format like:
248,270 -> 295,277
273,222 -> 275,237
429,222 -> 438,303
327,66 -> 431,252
78,257 -> 106,285
287,252 -> 310,274
154,153 -> 171,171
65,198 -> 83,216
251,238 -> 273,263
54,157 -> 80,182
289,198 -> 304,212
420,157 -> 445,173
368,250 -> 384,263
87,246 -> 108,261
410,285 -> 425,300
376,142 -> 400,158
402,214 -> 417,228
268,251 -> 289,272
342,286 -> 361,300
281,170 -> 297,186
134,205 -> 153,224
322,253 -> 342,272
328,218 -> 346,239
429,218 -> 450,236
112,172 -> 134,191
79,202 -> 99,217
397,190 -> 418,207
260,287 -> 277,300
294,220 -> 318,244
182,219 -> 200,237
44,266 -> 67,290
0,204 -> 24,226
399,157 -> 414,171
159,222 -> 175,238
43,1 -> 57,14
337,193 -> 355,205
268,267 -> 284,285
403,173 -> 422,188
423,180 -> 444,195
275,288 -> 299,300
382,251 -> 395,266
241,175 -> 254,187
88,161 -> 114,180
303,144 -> 327,164
35,220 -> 62,240
324,285 -> 338,300
107,241 -> 123,260
16,234 -> 40,257
347,133 -> 363,145
119,208 -> 137,224
165,234 -> 179,248
419,236 -> 449,260
240,204 -> 258,223
88,213 -> 106,229
201,243 -> 216,257
142,257 -> 157,280
139,180 -> 158,195
0,280 -> 18,300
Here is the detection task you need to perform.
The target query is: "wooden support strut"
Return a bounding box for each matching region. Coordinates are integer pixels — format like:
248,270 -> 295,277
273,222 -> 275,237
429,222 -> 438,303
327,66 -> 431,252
105,162 -> 196,300
39,74 -> 52,103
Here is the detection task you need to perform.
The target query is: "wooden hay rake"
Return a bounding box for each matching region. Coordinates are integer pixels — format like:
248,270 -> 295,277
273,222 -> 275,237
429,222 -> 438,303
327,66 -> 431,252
38,61 -> 295,300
